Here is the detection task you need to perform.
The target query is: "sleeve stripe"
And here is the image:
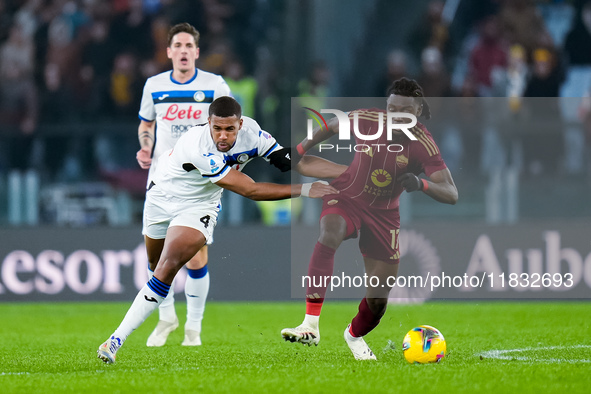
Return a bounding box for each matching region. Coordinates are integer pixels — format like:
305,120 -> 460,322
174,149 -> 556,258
424,136 -> 439,155
355,115 -> 383,122
418,134 -> 439,156
413,128 -> 439,156
416,136 -> 436,156
416,128 -> 438,154
138,115 -> 154,122
262,142 -> 279,158
348,110 -> 382,119
202,164 -> 230,178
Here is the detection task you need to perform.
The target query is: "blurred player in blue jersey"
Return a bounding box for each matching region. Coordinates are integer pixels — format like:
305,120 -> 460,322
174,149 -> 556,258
135,23 -> 231,347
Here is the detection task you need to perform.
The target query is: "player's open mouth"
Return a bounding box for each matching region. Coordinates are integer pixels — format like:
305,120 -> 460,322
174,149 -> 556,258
180,57 -> 188,64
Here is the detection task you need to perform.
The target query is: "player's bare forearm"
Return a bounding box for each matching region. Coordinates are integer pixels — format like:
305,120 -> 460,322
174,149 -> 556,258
216,169 -> 295,200
137,120 -> 155,169
424,168 -> 458,205
299,117 -> 339,152
138,120 -> 155,150
398,168 -> 458,204
296,155 -> 347,179
217,169 -> 339,200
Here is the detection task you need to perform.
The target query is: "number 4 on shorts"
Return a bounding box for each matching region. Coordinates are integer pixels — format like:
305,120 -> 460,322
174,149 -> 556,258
200,215 -> 211,228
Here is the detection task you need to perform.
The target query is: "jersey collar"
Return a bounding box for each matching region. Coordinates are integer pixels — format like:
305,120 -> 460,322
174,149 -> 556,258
169,68 -> 198,85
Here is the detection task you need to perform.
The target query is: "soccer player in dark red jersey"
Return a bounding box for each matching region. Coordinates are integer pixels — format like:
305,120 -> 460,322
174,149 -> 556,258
283,78 -> 458,360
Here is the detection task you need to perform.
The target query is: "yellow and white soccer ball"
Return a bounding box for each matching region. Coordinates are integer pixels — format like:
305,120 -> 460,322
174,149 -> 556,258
402,325 -> 446,364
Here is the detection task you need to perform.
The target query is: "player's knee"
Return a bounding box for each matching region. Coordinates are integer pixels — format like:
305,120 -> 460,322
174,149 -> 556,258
317,231 -> 343,249
186,254 -> 207,269
366,298 -> 388,318
318,221 -> 347,249
318,215 -> 347,249
147,255 -> 159,272
148,261 -> 158,272
155,257 -> 185,281
186,246 -> 208,269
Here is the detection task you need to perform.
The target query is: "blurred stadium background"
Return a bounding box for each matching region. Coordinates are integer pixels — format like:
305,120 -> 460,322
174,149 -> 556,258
1,0 -> 591,302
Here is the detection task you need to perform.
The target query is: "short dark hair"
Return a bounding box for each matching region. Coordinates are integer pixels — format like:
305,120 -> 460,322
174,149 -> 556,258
167,23 -> 200,47
386,77 -> 431,119
209,96 -> 242,118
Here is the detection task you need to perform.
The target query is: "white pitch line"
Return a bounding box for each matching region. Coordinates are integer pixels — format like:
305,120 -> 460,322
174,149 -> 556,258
0,365 -> 202,376
478,345 -> 591,364
0,372 -> 30,376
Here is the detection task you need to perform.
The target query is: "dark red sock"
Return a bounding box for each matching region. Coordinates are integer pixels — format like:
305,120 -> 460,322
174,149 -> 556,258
349,298 -> 382,337
305,242 -> 336,316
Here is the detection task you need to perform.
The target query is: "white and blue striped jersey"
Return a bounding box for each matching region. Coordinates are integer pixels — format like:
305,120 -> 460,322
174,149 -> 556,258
139,68 -> 231,183
151,116 -> 282,205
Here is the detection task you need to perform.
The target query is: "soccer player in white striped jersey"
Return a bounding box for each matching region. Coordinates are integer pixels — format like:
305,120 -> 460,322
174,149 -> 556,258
98,97 -> 338,364
135,23 -> 231,347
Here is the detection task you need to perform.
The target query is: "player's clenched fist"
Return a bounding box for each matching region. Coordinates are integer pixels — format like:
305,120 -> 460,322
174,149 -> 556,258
136,148 -> 152,169
301,180 -> 339,198
398,173 -> 424,192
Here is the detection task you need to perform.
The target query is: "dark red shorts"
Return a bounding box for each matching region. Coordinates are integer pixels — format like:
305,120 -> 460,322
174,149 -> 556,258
320,195 -> 400,262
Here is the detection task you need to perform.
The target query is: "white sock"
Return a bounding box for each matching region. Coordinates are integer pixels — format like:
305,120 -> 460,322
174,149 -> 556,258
185,270 -> 210,333
303,314 -> 320,330
112,279 -> 168,343
148,267 -> 177,323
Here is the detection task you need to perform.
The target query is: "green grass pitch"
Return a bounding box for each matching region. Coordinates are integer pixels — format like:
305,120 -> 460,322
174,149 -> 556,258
1,301 -> 590,393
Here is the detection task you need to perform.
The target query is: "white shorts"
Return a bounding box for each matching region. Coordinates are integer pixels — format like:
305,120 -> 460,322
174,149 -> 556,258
142,188 -> 219,243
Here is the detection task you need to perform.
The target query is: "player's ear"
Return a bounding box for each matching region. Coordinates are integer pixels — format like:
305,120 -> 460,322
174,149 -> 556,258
238,118 -> 243,129
416,103 -> 423,118
195,47 -> 200,60
167,46 -> 172,59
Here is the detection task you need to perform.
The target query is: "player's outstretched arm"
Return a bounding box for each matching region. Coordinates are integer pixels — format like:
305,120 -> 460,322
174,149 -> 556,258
296,155 -> 348,179
216,168 -> 339,200
136,120 -> 155,169
293,116 -> 340,162
398,168 -> 458,205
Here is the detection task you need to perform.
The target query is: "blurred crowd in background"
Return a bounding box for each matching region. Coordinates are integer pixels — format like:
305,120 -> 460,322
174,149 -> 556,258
0,0 -> 590,226
375,0 -> 591,99
0,0 -> 276,182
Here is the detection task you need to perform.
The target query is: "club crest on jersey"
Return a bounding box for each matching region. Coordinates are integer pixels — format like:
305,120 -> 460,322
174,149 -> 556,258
237,153 -> 249,163
194,91 -> 206,102
396,154 -> 409,168
371,169 -> 392,187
